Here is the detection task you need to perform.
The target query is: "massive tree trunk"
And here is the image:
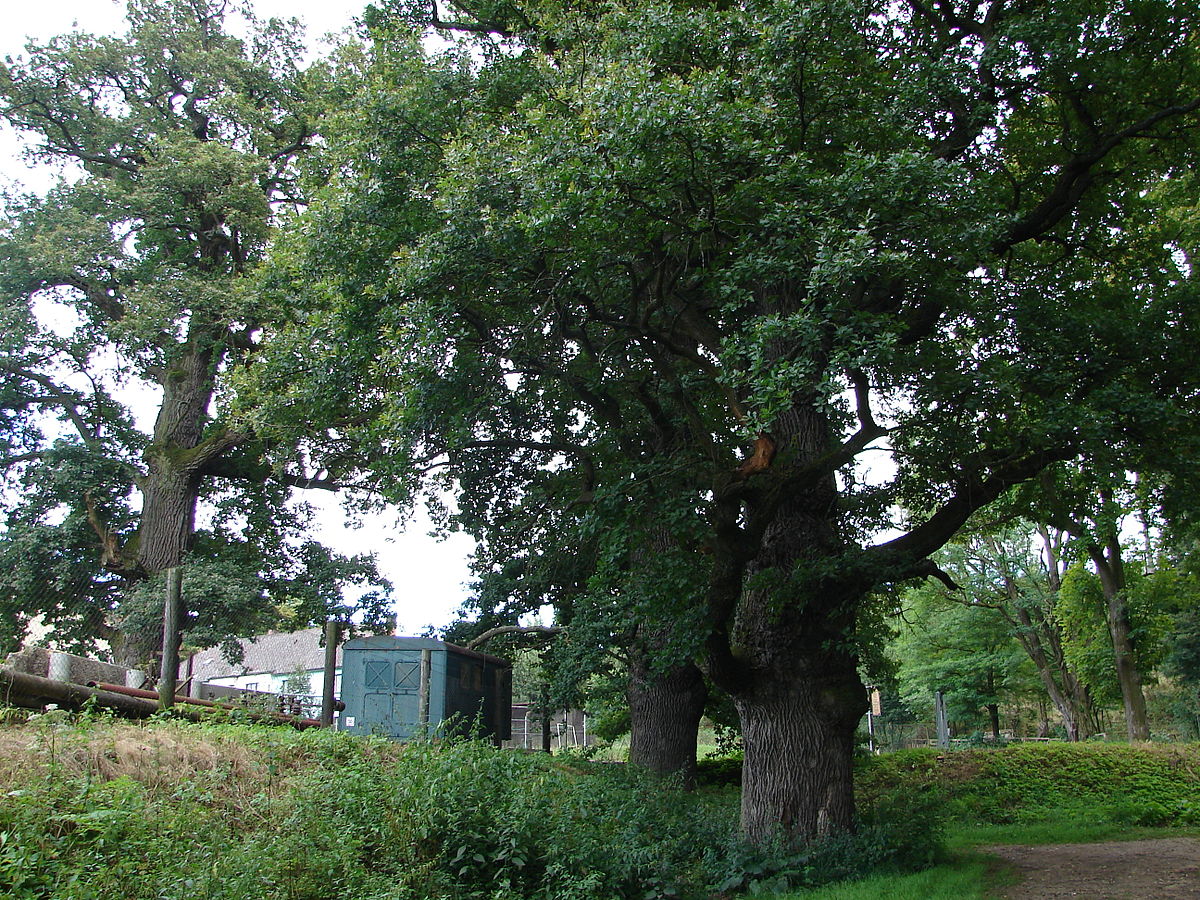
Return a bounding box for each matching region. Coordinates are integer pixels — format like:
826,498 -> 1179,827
137,459 -> 201,576
139,340 -> 219,571
625,518 -> 711,785
93,339 -> 225,580
1089,538 -> 1150,741
628,646 -> 708,788
721,400 -> 868,843
735,646 -> 864,843
97,337 -> 246,668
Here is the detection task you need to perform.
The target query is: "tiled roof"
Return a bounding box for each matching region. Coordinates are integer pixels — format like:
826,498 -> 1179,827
185,628 -> 343,681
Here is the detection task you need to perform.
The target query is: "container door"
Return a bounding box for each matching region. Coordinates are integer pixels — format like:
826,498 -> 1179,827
360,655 -> 422,738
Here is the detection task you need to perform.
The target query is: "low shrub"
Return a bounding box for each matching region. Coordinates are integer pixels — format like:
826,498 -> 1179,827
26,721 -> 1195,899
0,719 -> 952,900
710,789 -> 945,896
268,740 -> 739,899
697,750 -> 744,786
856,742 -> 1200,827
0,721 -> 739,899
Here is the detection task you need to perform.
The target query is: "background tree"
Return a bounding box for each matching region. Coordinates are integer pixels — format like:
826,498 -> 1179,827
890,522 -> 1101,739
1029,465 -> 1199,740
892,578 -> 1030,741
0,0 -> 387,663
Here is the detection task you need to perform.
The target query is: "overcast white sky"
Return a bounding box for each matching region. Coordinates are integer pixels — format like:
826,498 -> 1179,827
1,1 -> 478,635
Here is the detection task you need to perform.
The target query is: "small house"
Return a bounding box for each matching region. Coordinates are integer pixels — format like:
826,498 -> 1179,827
182,627 -> 339,696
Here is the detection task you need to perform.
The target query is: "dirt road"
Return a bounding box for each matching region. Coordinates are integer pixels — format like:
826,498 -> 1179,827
987,837 -> 1200,898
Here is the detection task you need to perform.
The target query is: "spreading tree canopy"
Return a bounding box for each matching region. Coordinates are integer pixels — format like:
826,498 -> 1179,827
250,0 -> 1200,841
0,0 -> 391,663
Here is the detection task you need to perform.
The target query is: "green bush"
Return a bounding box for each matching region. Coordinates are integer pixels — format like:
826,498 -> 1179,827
21,722 -> 1197,899
0,720 -> 956,900
0,722 -> 739,900
856,743 -> 1200,827
268,740 -> 739,899
696,750 -> 744,786
709,789 -> 945,896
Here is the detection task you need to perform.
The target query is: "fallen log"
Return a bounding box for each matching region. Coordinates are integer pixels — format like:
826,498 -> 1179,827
88,681 -> 326,728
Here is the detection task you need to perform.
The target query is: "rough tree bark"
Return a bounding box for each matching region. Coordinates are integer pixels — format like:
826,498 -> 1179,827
628,639 -> 708,788
734,646 -> 865,842
718,402 -> 868,842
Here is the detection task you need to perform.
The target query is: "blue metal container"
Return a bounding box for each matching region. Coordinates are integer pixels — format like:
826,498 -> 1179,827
339,636 -> 512,742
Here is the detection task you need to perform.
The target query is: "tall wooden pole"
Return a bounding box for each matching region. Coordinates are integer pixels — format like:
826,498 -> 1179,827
320,619 -> 342,727
158,567 -> 183,709
418,648 -> 432,730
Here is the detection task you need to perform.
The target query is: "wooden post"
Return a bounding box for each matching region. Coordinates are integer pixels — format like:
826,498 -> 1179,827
320,620 -> 342,727
418,648 -> 432,729
540,685 -> 552,753
158,567 -> 183,709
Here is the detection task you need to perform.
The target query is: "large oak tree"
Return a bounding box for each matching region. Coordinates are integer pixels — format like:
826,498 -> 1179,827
254,0 -> 1200,842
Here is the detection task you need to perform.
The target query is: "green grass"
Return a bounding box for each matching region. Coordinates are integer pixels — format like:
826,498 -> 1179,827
774,855 -> 1008,899
946,821 -> 1200,850
772,823 -> 1200,898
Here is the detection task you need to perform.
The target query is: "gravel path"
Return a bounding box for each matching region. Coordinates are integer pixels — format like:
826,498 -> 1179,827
986,837 -> 1200,898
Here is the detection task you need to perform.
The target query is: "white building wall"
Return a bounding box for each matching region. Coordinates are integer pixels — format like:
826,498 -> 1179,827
205,669 -> 341,696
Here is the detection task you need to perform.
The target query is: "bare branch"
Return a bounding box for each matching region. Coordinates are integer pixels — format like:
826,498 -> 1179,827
464,625 -> 564,650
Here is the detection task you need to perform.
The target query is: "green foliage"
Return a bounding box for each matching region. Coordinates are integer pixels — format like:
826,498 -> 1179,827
0,0 -> 390,660
276,742 -> 740,899
891,575 -> 1032,733
697,750 -> 744,787
282,666 -> 314,697
858,744 -> 1200,828
0,721 -> 737,899
1057,563 -> 1175,705
0,719 -> 955,899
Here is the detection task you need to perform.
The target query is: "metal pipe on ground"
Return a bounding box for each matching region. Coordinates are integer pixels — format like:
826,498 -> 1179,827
88,682 -> 327,729
2,666 -> 173,718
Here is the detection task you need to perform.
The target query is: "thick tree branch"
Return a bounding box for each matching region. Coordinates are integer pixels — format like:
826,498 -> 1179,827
84,490 -> 142,579
999,98 -> 1200,250
870,448 -> 1072,571
464,625 -> 563,650
906,558 -> 964,592
1,365 -> 99,446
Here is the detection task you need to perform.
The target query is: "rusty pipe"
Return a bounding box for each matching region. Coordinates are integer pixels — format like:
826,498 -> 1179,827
88,681 -> 328,728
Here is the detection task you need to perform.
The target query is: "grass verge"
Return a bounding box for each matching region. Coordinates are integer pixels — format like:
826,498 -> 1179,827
774,854 -> 1009,900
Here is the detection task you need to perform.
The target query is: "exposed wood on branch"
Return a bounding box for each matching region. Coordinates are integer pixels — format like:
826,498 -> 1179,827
465,625 -> 563,650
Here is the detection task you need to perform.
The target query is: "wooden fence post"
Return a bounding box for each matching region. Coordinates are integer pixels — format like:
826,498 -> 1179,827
158,567 -> 183,709
320,620 -> 342,727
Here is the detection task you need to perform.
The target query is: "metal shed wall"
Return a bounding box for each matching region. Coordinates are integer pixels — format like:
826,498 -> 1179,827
339,636 -> 511,742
